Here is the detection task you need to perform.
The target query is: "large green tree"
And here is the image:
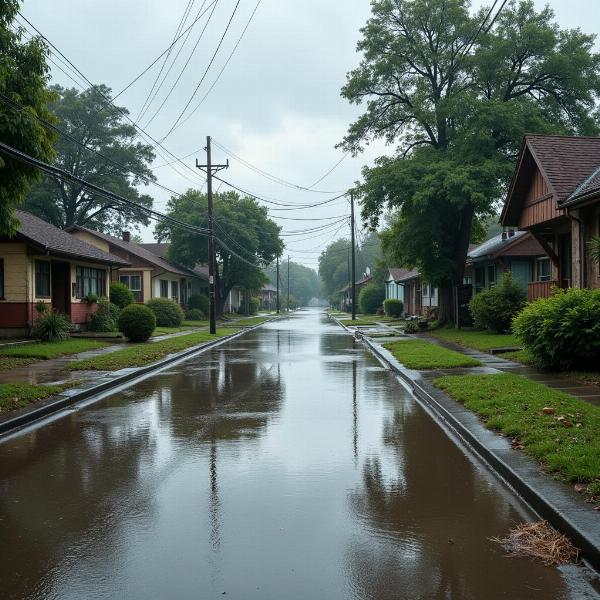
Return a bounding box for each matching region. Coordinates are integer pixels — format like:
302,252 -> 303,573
156,189 -> 283,317
342,0 -> 600,322
0,0 -> 56,234
24,85 -> 155,234
264,260 -> 320,306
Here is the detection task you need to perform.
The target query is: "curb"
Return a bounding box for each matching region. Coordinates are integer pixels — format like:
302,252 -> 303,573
330,315 -> 600,573
0,319 -> 274,438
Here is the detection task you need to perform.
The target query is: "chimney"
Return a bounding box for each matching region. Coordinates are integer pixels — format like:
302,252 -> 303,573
501,231 -> 508,240
122,231 -> 131,242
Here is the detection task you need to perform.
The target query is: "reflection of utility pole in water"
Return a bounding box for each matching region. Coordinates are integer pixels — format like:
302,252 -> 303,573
209,438 -> 221,551
352,348 -> 358,464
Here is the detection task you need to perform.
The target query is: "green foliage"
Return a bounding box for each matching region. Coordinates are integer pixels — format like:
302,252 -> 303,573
188,293 -> 209,314
384,339 -> 481,369
264,260 -> 319,306
34,301 -> 48,314
85,292 -> 98,305
32,311 -> 71,342
89,298 -> 119,332
249,297 -> 260,315
383,298 -> 403,317
185,308 -> 205,321
109,282 -> 134,308
0,0 -> 57,234
23,85 -> 155,234
146,298 -> 185,327
427,328 -> 518,352
358,283 -> 385,314
590,236 -> 600,265
469,272 -> 525,333
404,320 -> 419,334
0,383 -> 65,413
0,339 -> 108,359
513,288 -> 600,369
118,304 -> 156,342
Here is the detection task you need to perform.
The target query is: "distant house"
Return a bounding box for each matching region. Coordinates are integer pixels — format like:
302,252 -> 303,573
500,134 -> 600,299
386,268 -> 438,317
224,286 -> 243,313
259,283 -> 278,310
385,268 -> 406,303
464,230 -> 547,297
67,227 -> 201,305
338,274 -> 372,312
0,211 -> 128,335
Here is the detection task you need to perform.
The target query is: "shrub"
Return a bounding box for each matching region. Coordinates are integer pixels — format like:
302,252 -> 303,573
110,282 -> 134,309
383,298 -> 404,317
35,301 -> 48,314
118,304 -> 156,342
469,272 -> 525,333
404,320 -> 419,334
249,297 -> 260,315
513,288 -> 600,369
85,292 -> 98,305
89,298 -> 120,332
188,294 -> 209,315
32,311 -> 71,341
358,283 -> 385,315
146,298 -> 185,327
186,308 -> 205,321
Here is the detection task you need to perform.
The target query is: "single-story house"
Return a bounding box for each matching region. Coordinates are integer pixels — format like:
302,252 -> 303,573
224,286 -> 243,313
386,268 -> 438,317
463,230 -> 547,297
67,227 -> 201,306
501,134 -> 600,299
0,211 -> 128,335
385,268 -> 406,303
338,274 -> 373,312
259,283 -> 278,310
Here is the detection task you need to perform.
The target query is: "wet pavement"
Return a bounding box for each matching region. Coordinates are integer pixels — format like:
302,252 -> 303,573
0,310 -> 598,599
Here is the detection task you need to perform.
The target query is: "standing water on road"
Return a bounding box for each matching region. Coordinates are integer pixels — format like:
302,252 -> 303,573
0,310 -> 596,599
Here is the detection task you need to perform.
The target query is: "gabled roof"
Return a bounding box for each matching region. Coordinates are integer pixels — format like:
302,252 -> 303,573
394,269 -> 420,283
502,134 -> 600,225
141,242 -> 209,280
67,226 -> 193,276
468,230 -> 527,259
261,283 -> 278,292
387,267 -> 419,282
11,211 -> 128,266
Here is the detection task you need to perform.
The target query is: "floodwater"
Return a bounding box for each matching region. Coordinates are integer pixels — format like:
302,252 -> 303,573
0,310 -> 596,599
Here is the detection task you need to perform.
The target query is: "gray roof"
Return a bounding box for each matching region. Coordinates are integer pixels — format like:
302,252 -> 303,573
140,242 -> 208,280
13,211 -> 128,266
467,230 -> 528,260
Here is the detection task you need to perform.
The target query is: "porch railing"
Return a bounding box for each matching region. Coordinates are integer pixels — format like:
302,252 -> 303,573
527,280 -> 558,301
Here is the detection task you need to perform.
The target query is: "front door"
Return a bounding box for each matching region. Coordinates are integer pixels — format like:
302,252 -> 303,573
558,233 -> 572,288
51,261 -> 70,316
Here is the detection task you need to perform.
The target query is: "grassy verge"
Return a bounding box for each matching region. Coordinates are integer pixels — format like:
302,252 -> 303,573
182,319 -> 209,327
228,316 -> 271,327
0,383 -> 65,414
0,356 -> 37,371
426,327 -> 519,352
434,373 -> 600,501
383,339 -> 481,369
0,339 -> 109,359
339,318 -> 380,326
69,328 -> 237,371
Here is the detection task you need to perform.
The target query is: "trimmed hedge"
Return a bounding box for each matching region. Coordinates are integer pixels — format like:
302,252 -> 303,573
110,282 -> 134,309
383,298 -> 404,317
513,287 -> 600,369
186,308 -> 205,321
146,298 -> 184,327
249,297 -> 260,315
188,294 -> 209,315
358,283 -> 385,315
118,304 -> 156,342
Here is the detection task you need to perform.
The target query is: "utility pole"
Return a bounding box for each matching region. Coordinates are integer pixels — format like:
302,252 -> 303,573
196,136 -> 228,335
287,255 -> 290,312
276,255 -> 280,314
350,190 -> 356,321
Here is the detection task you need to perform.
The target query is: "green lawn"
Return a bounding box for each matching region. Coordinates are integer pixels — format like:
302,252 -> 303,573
0,339 -> 109,359
339,318 -> 380,327
70,328 -> 237,371
0,356 -> 37,371
182,319 -> 209,327
228,316 -> 271,327
0,383 -> 65,413
434,373 -> 600,501
426,328 -> 519,352
383,339 -> 481,369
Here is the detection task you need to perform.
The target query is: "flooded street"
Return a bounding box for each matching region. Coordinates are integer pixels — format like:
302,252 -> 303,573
0,310 -> 595,599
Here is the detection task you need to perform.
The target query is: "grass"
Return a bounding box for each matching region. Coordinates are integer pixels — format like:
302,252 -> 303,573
339,318 -> 380,326
0,383 -> 65,413
69,328 -> 237,371
0,356 -> 37,371
434,373 -> 600,499
0,339 -> 109,359
383,339 -> 482,369
426,327 -> 520,352
227,316 -> 270,327
182,319 -> 209,327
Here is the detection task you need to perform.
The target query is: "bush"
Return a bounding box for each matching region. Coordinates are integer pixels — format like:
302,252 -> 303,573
384,298 -> 404,317
118,304 -> 156,342
249,297 -> 260,315
85,292 -> 98,305
146,298 -> 185,327
469,272 -> 525,333
110,282 -> 134,309
358,283 -> 385,315
32,311 -> 71,341
186,308 -> 205,321
188,294 -> 209,315
513,288 -> 600,369
404,320 -> 419,334
89,298 -> 120,332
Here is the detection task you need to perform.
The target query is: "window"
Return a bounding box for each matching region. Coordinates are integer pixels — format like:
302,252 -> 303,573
474,267 -> 485,294
536,257 -> 551,282
35,260 -> 51,298
487,265 -> 497,287
463,275 -> 472,285
422,284 -> 429,297
160,280 -> 169,298
171,280 -> 179,302
0,258 -> 4,299
76,266 -> 106,298
119,273 -> 142,302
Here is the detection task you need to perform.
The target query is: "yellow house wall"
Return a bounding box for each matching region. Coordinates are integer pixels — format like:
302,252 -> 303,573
115,267 -> 153,302
0,243 -> 29,302
70,230 -> 111,253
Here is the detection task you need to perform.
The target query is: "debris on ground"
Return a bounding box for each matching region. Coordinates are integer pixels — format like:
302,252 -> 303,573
490,521 -> 579,566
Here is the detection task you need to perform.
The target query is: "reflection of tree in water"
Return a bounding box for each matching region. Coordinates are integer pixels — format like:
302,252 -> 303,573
346,401 -> 564,600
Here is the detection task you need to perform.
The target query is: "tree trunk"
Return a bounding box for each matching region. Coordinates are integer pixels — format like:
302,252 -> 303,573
437,281 -> 455,325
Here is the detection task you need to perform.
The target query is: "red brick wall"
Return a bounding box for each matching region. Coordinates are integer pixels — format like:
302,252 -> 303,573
0,303 -> 30,327
71,302 -> 98,325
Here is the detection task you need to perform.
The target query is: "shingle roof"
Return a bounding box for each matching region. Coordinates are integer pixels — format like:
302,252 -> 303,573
67,226 -> 193,276
140,242 -> 208,280
387,267 -> 418,282
13,211 -> 128,266
468,230 -> 528,260
393,269 -> 420,283
261,283 -> 278,292
563,163 -> 600,206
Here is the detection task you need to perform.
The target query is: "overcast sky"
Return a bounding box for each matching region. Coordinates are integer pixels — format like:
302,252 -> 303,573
21,0 -> 599,270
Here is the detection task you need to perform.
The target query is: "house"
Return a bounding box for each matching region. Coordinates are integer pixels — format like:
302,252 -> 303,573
0,211 -> 128,335
463,230 -> 547,296
67,227 -> 201,306
338,274 -> 372,312
223,286 -> 243,313
259,283 -> 278,310
385,268 -> 406,303
386,268 -> 438,317
501,134 -> 600,300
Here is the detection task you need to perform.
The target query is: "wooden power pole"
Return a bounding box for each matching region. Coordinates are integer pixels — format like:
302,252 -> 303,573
350,190 -> 356,321
276,254 -> 280,314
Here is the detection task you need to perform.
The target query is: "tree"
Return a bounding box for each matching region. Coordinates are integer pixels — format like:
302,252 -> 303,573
264,261 -> 320,306
156,189 -> 283,317
0,0 -> 56,234
24,85 -> 155,234
342,0 -> 600,323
